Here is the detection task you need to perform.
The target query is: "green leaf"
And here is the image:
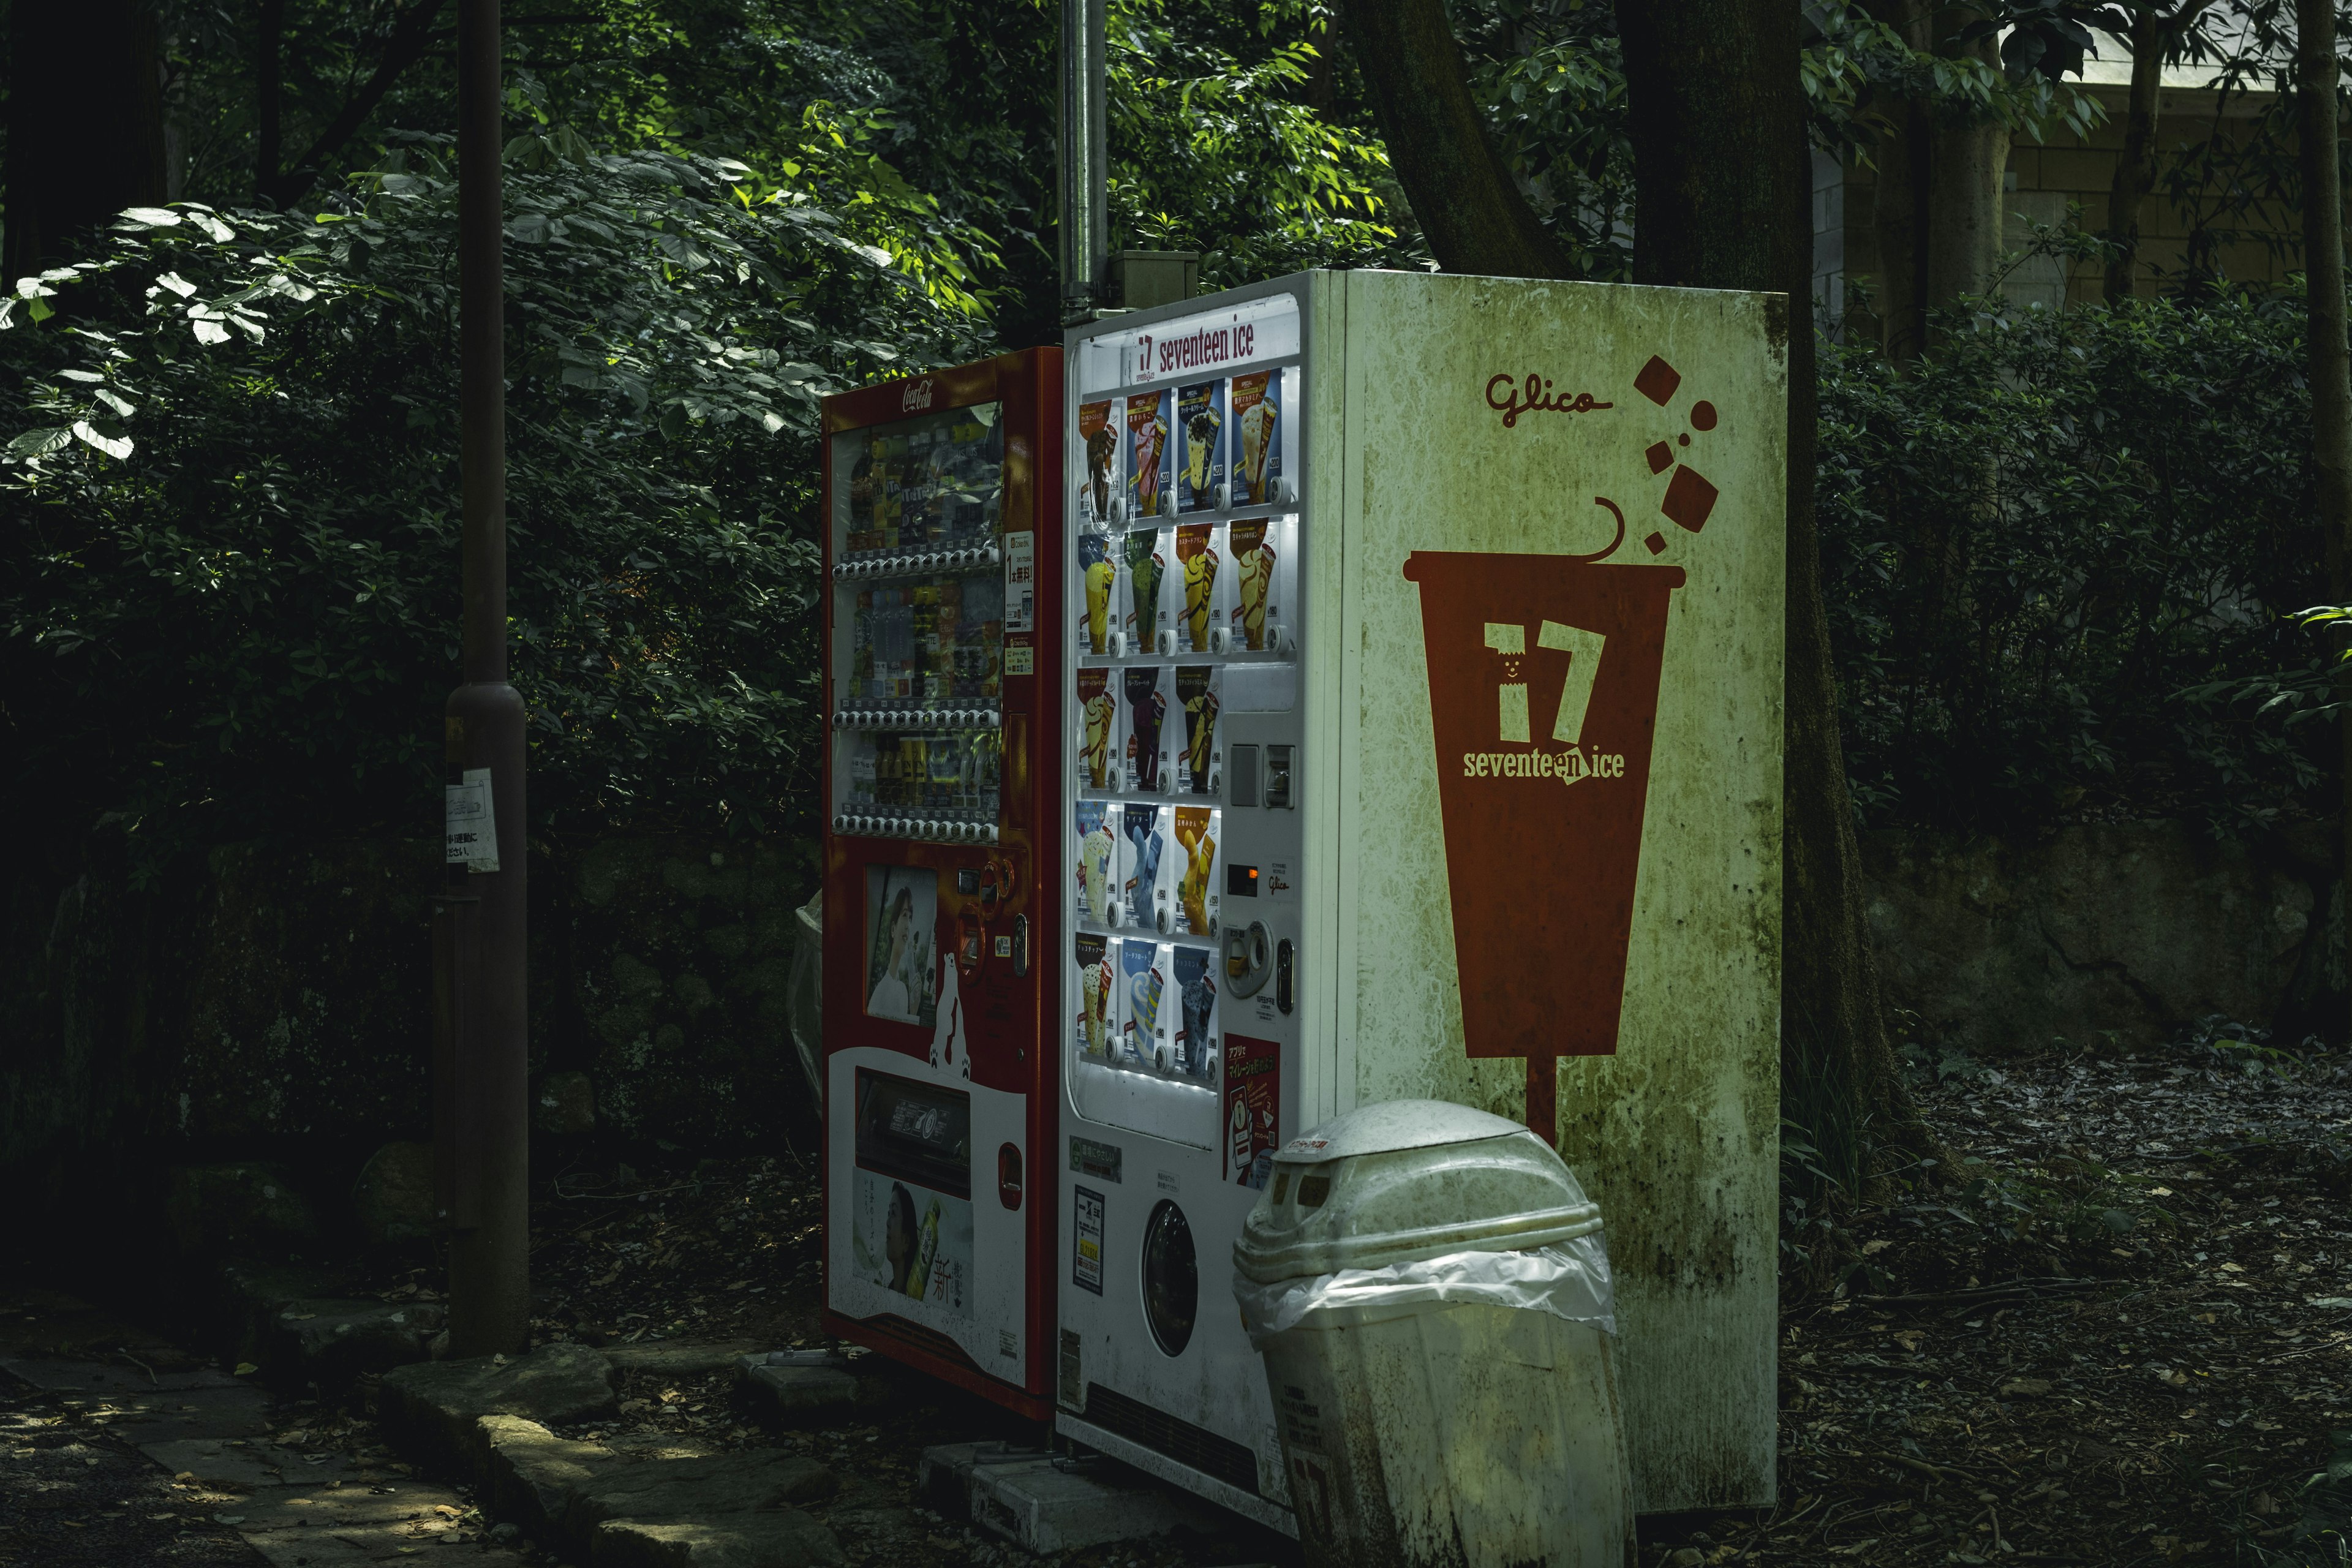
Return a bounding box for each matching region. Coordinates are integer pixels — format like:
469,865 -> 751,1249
119,206 -> 183,227
6,426 -> 72,458
70,419 -> 133,460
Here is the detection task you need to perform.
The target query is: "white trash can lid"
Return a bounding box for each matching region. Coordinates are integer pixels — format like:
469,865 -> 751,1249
1232,1099 -> 1603,1284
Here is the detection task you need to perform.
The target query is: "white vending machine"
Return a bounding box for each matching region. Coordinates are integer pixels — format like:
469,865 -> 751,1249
1054,271 -> 1785,1526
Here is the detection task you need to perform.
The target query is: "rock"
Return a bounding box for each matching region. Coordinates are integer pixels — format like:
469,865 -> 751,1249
590,1511 -> 845,1568
164,1163 -> 318,1259
535,1071 -> 597,1136
213,1262 -> 337,1370
918,1441 -> 1040,1517
736,1352 -> 857,1420
570,1450 -> 838,1531
351,1140 -> 437,1245
480,1414 -> 618,1536
606,1340 -> 763,1376
265,1298 -> 445,1391
2000,1377 -> 2052,1398
379,1344 -> 617,1469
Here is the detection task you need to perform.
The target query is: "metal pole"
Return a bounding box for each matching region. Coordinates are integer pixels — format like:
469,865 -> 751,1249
1058,0 -> 1107,321
437,0 -> 529,1358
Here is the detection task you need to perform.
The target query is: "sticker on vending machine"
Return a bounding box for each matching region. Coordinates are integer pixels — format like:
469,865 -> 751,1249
1174,807 -> 1219,937
1126,390 -> 1173,520
1229,520 -> 1276,652
1177,380 -> 1226,513
1077,528 -> 1115,656
1177,666 -> 1220,795
1173,944 -> 1217,1080
1074,801 -> 1116,927
1073,1186 -> 1105,1295
1225,1033 -> 1280,1186
1120,937 -> 1166,1067
1078,399 -> 1121,521
1123,527 -> 1167,652
1176,523 -> 1221,654
1075,932 -> 1113,1057
1121,804 -> 1167,933
1230,371 -> 1282,505
1123,665 -> 1169,793
1077,667 -> 1116,791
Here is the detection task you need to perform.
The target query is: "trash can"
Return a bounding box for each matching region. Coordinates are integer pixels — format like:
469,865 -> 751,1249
1231,1099 -> 1632,1568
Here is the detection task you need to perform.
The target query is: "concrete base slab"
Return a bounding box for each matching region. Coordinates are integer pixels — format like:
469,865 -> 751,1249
963,1452 -> 1218,1554
737,1352 -> 857,1419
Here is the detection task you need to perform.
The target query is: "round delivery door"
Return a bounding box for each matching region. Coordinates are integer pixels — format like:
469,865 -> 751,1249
1140,1199 -> 1197,1356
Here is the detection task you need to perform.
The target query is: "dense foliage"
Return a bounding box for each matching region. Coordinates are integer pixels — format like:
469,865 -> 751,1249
0,140 -> 984,861
1817,294 -> 2331,836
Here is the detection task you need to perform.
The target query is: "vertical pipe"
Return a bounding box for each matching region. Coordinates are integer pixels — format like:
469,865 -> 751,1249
440,0 -> 530,1358
1059,0 -> 1107,320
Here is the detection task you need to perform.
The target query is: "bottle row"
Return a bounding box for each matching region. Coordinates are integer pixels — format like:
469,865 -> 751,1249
1077,515 -> 1291,660
846,577 -> 1008,704
839,402 -> 1004,556
1076,665 -> 1226,797
839,729 -> 1003,815
834,541 -> 1001,581
1072,801 -> 1221,939
834,812 -> 1001,845
1074,932 -> 1219,1084
1076,369 -> 1294,524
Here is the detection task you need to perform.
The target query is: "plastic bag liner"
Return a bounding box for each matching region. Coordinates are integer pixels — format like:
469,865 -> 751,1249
1231,1232 -> 1615,1351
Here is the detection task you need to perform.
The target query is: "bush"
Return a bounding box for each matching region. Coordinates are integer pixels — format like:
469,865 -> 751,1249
1817,294 -> 2331,836
0,140 -> 990,868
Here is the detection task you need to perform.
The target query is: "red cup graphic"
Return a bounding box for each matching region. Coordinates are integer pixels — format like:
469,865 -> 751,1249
1401,552 -> 1685,1058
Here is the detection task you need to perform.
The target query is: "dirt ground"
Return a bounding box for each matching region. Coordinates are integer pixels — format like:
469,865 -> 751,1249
10,1027 -> 2352,1567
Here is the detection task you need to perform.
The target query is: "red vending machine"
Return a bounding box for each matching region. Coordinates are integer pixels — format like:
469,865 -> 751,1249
820,349 -> 1063,1419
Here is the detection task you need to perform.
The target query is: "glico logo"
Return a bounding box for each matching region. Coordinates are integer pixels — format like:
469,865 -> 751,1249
900,377 -> 936,413
1463,618 -> 1626,784
1485,373 -> 1611,430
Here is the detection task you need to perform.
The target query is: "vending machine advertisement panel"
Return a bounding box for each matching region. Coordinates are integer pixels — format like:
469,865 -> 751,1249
1055,273 -> 1784,1523
821,348 -> 1062,1420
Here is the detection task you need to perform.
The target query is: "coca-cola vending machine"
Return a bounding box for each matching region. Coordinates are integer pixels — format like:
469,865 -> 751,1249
819,348 -> 1062,1418
1053,273 -> 1786,1523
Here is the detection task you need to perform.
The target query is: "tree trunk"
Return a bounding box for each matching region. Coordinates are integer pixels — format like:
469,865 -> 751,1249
1337,0 -> 1567,276
1340,0 -> 1939,1176
1618,0 -> 1938,1175
3,1 -> 168,279
2105,17 -> 2166,301
2297,0 -> 2352,1042
1924,106 -> 2011,305
1871,94 -> 1933,362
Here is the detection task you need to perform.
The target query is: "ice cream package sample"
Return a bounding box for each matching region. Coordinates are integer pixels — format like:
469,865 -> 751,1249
1126,390 -> 1173,521
1123,665 -> 1172,793
1075,932 -> 1115,1058
1078,398 -> 1121,521
1172,943 -> 1217,1080
1177,380 -> 1226,513
1229,519 -> 1278,652
1121,803 -> 1169,933
1075,800 -> 1118,927
1077,667 -> 1118,792
1174,805 -> 1219,937
1120,937 -> 1167,1065
1177,665 -> 1220,795
1175,522 -> 1221,654
1231,369 -> 1282,505
1123,526 -> 1169,654
1077,526 -> 1115,656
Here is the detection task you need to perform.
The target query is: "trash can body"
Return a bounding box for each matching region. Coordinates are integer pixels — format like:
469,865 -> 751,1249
1235,1101 -> 1633,1568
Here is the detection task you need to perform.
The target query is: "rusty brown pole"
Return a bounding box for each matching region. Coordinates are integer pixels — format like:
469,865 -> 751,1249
436,0 -> 529,1357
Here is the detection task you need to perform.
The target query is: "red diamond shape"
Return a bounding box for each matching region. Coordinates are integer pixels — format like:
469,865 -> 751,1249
1661,466 -> 1717,533
1634,355 -> 1681,407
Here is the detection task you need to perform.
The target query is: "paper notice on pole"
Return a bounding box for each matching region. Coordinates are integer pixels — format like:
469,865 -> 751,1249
444,767 -> 500,872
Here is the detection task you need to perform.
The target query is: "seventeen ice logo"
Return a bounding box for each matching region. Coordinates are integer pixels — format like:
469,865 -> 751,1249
1469,619 -> 1624,783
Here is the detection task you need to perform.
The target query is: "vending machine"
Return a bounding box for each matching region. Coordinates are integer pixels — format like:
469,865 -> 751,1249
1052,273 -> 1785,1523
820,348 -> 1062,1420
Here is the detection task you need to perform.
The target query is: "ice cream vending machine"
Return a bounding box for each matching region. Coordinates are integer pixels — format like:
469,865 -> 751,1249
820,348 -> 1063,1419
1054,273 -> 1786,1523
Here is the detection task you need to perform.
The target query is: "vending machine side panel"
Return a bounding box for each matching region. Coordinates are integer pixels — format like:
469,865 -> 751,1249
1329,271 -> 1785,1511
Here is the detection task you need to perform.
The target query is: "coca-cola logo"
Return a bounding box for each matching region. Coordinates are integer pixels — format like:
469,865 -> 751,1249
900,377 -> 935,412
1486,373 -> 1611,429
